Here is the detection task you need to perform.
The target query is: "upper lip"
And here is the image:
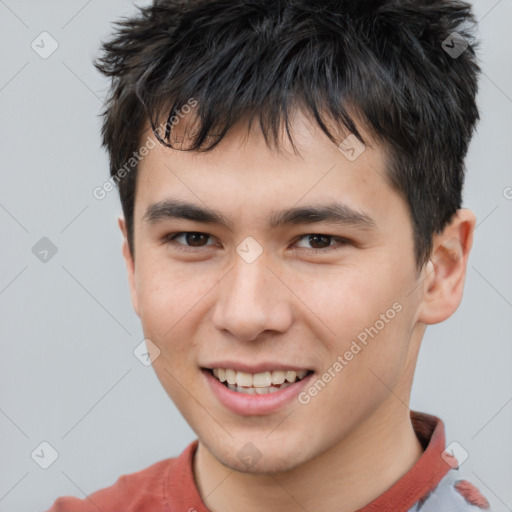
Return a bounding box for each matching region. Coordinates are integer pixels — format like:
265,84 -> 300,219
201,362 -> 314,374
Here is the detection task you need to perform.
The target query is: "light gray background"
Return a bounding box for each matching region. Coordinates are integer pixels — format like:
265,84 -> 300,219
0,1 -> 511,511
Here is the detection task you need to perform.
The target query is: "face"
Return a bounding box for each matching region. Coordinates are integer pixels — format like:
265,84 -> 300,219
121,110 -> 430,474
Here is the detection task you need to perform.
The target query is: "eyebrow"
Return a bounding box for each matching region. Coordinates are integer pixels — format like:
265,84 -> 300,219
143,198 -> 377,231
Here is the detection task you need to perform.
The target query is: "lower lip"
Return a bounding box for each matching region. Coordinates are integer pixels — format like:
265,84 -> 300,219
202,369 -> 314,416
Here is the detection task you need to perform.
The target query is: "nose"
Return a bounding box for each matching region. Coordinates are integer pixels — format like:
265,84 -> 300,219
211,253 -> 294,341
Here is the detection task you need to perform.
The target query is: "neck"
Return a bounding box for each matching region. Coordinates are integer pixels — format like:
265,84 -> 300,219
193,402 -> 425,512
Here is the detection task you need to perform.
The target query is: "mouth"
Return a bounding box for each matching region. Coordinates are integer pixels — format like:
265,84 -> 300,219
202,367 -> 314,395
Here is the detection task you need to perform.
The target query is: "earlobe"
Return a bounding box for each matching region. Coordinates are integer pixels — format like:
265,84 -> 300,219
118,215 -> 140,318
417,209 -> 476,325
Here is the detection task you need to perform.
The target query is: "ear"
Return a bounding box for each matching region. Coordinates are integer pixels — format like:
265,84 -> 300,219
417,208 -> 476,325
118,216 -> 140,318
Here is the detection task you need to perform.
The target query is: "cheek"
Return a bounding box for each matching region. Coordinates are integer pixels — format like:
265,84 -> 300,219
135,262 -> 184,340
135,258 -> 218,353
291,266 -> 397,344
293,266 -> 413,386
136,255 -> 197,312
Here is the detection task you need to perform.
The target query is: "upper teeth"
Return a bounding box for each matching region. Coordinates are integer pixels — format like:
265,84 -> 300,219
212,368 -> 309,387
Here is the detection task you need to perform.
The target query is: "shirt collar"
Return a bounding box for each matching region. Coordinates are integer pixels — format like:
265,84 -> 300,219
166,410 -> 450,512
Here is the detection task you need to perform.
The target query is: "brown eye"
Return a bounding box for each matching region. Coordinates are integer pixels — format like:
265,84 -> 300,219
294,234 -> 350,252
184,232 -> 210,246
306,234 -> 332,249
164,232 -> 215,249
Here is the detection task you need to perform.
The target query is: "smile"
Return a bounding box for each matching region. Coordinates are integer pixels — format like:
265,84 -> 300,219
207,368 -> 312,395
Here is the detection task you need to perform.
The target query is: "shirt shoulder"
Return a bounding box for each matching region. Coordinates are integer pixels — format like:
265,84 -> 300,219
408,469 -> 493,512
44,456 -> 175,512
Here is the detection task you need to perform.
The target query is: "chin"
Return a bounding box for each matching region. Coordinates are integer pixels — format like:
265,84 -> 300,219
223,450 -> 304,475
203,432 -> 314,475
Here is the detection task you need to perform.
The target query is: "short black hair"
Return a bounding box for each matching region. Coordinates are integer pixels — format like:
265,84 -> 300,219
94,0 -> 481,271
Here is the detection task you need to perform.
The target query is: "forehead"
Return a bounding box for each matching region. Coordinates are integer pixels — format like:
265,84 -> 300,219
133,110 -> 404,233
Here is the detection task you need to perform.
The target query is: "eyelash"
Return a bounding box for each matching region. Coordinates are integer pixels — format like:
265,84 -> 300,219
163,232 -> 350,253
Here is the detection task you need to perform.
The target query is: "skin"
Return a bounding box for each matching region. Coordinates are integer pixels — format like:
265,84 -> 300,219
119,109 -> 476,512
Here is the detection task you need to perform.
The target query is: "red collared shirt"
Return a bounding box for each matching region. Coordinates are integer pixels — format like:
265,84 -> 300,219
45,410 -> 491,512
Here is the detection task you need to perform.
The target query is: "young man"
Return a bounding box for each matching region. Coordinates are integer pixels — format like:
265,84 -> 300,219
46,0 -> 492,510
